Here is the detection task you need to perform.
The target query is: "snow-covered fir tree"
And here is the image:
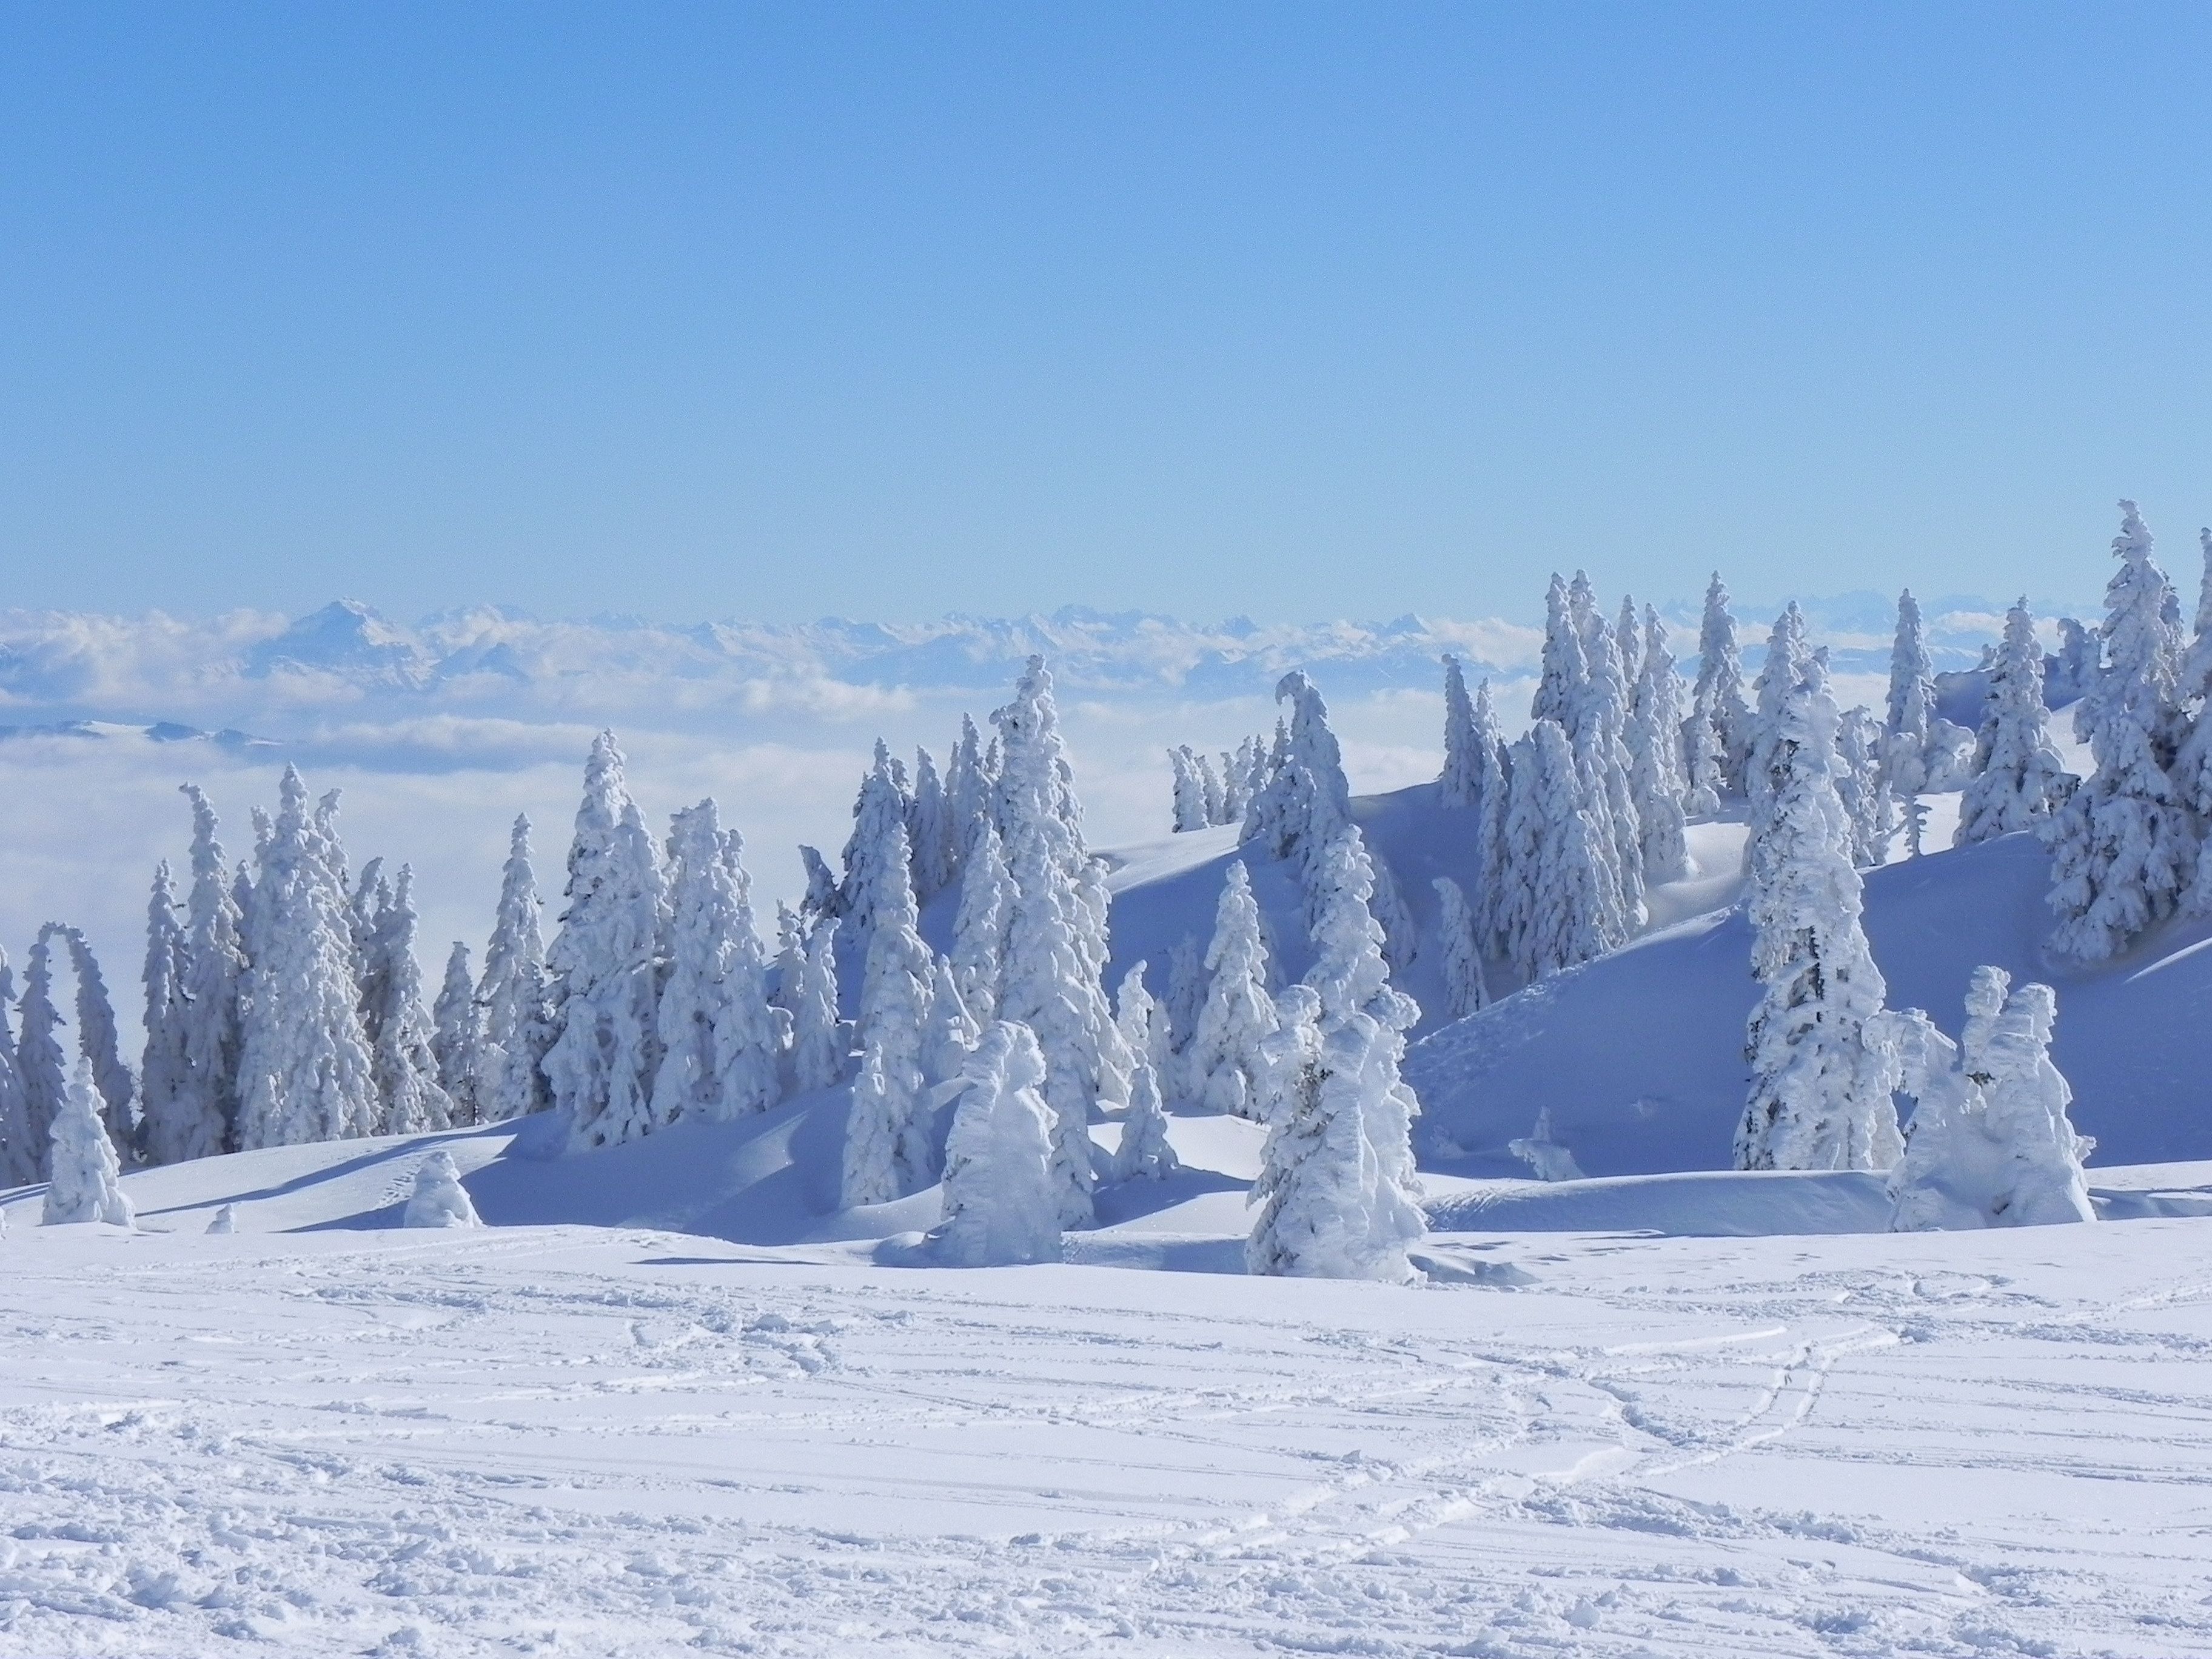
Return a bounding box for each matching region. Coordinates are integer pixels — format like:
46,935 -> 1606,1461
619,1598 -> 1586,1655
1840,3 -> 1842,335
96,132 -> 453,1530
837,740 -> 917,972
1616,592 -> 1644,686
58,928 -> 136,1159
1432,875 -> 1489,1021
942,712 -> 991,890
176,785 -> 246,1155
13,930 -> 69,1178
908,746 -> 957,902
138,863 -> 201,1165
432,942 -> 483,1125
783,923 -> 845,1094
2043,502 -> 2193,960
1162,934 -> 1205,1098
1886,968 -> 2094,1230
1439,655 -> 1483,808
709,826 -> 783,1122
43,1057 -> 134,1227
950,816 -> 1013,1022
1737,651 -> 1902,1172
1956,600 -> 2074,848
1532,572 -> 1589,734
840,1041 -> 903,1208
1472,688 -> 1515,953
851,812 -> 937,1193
921,957 -> 980,1098
1692,572 -> 1752,791
1219,744 -> 1252,826
1170,745 -> 1208,831
651,801 -> 750,1127
1834,706 -> 1894,869
0,951 -> 30,1189
1198,750 -> 1226,826
1743,605 -> 1814,848
1577,606 -> 1647,927
1246,828 -> 1426,1281
1627,605 -> 1691,882
363,866 -> 455,1136
1111,1037 -> 1179,1185
1498,721 -> 1624,980
1115,962 -> 1169,1081
546,734 -> 668,1151
1885,589 -> 1939,794
1681,686 -> 1726,817
1188,861 -> 1278,1119
476,814 -> 552,1122
929,1021 -> 1062,1265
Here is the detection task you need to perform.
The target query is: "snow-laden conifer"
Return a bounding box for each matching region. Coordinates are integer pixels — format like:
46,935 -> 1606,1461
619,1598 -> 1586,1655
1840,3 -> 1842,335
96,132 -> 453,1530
477,815 -> 552,1122
1834,706 -> 1894,868
1162,935 -> 1205,1101
432,942 -> 483,1125
42,1057 -> 133,1227
1580,610 -> 1647,925
2043,503 -> 2194,960
908,746 -> 957,902
1627,606 -> 1691,881
1692,573 -> 1752,791
58,928 -> 136,1159
1681,684 -> 1726,817
1432,875 -> 1489,1021
546,734 -> 668,1151
1218,746 -> 1251,826
922,957 -> 980,1098
1198,751 -> 1225,826
176,785 -> 246,1153
853,812 -> 936,1193
788,926 -> 845,1094
1170,746 -> 1207,831
1737,652 -> 1902,1172
1439,655 -> 1481,808
1246,829 -> 1426,1281
930,1021 -> 1062,1265
841,1041 -> 904,1208
1744,604 -> 1813,846
235,769 -> 380,1148
1956,600 -> 2074,847
1886,968 -> 2094,1230
950,816 -> 1013,1022
403,1149 -> 481,1228
1188,862 -> 1278,1119
1114,962 -> 1169,1081
651,802 -> 749,1126
837,740 -> 916,971
0,951 -> 30,1189
1472,688 -> 1513,951
138,863 -> 201,1165
710,825 -> 782,1121
364,867 -> 455,1136
942,713 -> 991,888
1531,573 -> 1589,736
14,930 -> 69,1176
1885,589 -> 1938,794
1111,1036 -> 1179,1185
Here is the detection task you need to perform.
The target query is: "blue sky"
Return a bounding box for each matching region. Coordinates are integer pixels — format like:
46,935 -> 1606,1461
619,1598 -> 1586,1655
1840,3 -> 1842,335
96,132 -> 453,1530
5,2 -> 2210,624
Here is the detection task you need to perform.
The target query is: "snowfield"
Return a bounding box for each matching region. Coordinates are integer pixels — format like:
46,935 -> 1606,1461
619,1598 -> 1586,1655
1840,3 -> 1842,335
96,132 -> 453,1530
7,1201 -> 2212,1658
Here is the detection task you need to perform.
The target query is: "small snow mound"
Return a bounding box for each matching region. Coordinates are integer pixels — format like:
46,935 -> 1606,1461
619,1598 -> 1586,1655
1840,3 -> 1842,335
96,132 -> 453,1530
402,1150 -> 481,1229
206,1204 -> 237,1235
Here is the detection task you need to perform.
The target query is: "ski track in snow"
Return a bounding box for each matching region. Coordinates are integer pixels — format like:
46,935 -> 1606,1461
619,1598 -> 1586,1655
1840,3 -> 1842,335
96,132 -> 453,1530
4,1222 -> 2211,1657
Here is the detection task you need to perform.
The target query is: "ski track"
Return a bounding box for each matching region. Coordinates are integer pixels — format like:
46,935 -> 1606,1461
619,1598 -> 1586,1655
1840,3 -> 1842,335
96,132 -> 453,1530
3,1224 -> 2211,1656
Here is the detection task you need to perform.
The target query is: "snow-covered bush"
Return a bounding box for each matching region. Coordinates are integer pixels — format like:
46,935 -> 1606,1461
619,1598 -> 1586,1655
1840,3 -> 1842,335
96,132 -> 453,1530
403,1149 -> 482,1229
930,1021 -> 1063,1267
43,1058 -> 134,1228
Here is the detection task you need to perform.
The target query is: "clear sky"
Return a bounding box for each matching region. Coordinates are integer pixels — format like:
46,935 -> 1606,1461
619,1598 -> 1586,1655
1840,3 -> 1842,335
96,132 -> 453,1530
5,2 -> 2210,624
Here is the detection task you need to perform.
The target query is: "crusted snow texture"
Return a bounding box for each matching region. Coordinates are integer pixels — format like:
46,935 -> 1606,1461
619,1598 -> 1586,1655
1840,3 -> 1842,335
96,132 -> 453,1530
1247,829 -> 1426,1281
476,814 -> 554,1122
1737,651 -> 1904,1173
1692,571 -> 1754,792
1189,861 -> 1279,1120
403,1149 -> 482,1229
991,655 -> 1133,1228
236,768 -> 380,1150
138,862 -> 199,1165
431,941 -> 483,1126
0,953 -> 31,1188
1432,876 -> 1489,1021
1885,969 -> 2095,1232
950,816 -> 1014,1023
176,784 -> 247,1156
364,866 -> 455,1138
1627,605 -> 1692,883
43,1058 -> 134,1228
2043,503 -> 2194,961
854,813 -> 937,1195
927,1022 -> 1063,1266
1957,600 -> 2076,848
548,734 -> 668,1152
1885,589 -> 1939,794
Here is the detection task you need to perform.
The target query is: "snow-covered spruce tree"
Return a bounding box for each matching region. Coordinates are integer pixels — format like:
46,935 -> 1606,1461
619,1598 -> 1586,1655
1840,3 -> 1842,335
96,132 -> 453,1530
1111,1002 -> 1179,1188
1581,611 -> 1646,923
709,826 -> 782,1121
2043,503 -> 2194,960
176,785 -> 247,1154
1628,605 -> 1692,882
14,930 -> 69,1176
1198,751 -> 1226,827
650,801 -> 746,1126
0,951 -> 32,1189
1692,572 -> 1753,792
1432,876 -> 1489,1020
1834,706 -> 1894,869
908,746 -> 957,903
796,844 -> 842,925
1492,731 -> 1545,977
1189,861 -> 1279,1119
1681,683 -> 1726,817
851,812 -> 936,1193
1219,746 -> 1251,826
1977,977 -> 2095,1223
1743,605 -> 1814,847
546,733 -> 668,1151
922,957 -> 980,1098
1885,589 -> 1938,795
950,816 -> 1013,1023
836,740 -> 916,973
1616,592 -> 1644,686
432,942 -> 483,1125
138,863 -> 199,1165
61,927 -> 136,1158
43,1057 -> 133,1227
840,1041 -> 902,1208
928,1021 -> 1062,1265
477,814 -> 553,1122
403,1148 -> 481,1228
990,655 -> 1134,1227
1472,688 -> 1514,953
788,925 -> 845,1094
1736,651 -> 1903,1173
1246,828 -> 1426,1281
1956,600 -> 2074,848
1531,572 -> 1590,736
1115,962 -> 1170,1081
1161,934 -> 1205,1101
1439,654 -> 1481,807
364,866 -> 455,1136
942,712 -> 991,890
1170,746 -> 1207,832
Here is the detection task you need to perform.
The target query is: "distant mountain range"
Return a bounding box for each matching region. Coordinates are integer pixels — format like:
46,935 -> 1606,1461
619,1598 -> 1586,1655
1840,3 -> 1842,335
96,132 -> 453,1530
0,593 -> 2071,736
